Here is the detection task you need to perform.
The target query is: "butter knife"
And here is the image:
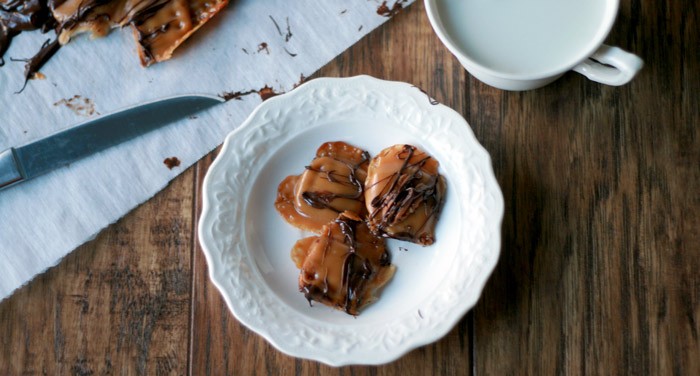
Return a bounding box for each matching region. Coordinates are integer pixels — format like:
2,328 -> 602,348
0,94 -> 224,191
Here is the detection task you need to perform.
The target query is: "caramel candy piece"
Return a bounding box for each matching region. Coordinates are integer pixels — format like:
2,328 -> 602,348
365,144 -> 446,245
132,0 -> 228,66
291,212 -> 395,316
51,0 -> 229,66
275,142 -> 370,233
52,0 -> 126,44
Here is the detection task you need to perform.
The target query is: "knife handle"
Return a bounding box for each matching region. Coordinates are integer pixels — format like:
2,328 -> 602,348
0,148 -> 24,191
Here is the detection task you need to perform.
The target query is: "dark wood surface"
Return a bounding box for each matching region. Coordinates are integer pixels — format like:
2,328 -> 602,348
1,1 -> 698,374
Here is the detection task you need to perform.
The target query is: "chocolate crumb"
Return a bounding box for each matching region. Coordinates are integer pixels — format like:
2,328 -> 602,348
163,157 -> 181,169
358,25 -> 363,32
399,246 -> 408,252
411,86 -> 439,105
219,89 -> 257,101
377,1 -> 405,17
257,42 -> 269,54
258,85 -> 279,101
242,48 -> 249,54
340,9 -> 348,15
293,74 -> 307,89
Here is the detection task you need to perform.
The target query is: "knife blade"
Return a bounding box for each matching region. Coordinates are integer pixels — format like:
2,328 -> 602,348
0,94 -> 224,191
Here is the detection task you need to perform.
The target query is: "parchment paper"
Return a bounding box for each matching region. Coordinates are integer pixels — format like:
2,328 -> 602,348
0,0 -> 414,300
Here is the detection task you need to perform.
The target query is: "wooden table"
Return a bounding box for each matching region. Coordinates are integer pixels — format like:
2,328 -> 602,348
2,1 -> 698,374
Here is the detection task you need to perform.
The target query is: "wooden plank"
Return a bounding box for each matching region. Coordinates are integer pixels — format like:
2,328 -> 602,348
472,0 -> 700,374
0,167 -> 196,375
188,2 -> 474,374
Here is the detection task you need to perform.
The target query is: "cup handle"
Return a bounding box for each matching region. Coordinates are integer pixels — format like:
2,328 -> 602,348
572,44 -> 644,86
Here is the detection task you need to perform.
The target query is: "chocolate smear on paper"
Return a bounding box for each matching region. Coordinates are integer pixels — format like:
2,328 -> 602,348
53,95 -> 98,116
219,85 -> 285,102
219,89 -> 258,101
219,74 -> 306,102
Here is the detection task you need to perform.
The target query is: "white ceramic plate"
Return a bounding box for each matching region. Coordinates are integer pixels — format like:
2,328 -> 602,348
198,75 -> 504,366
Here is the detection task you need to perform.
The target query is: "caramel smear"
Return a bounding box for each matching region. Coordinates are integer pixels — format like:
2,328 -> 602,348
275,141 -> 370,233
365,144 -> 446,246
292,212 -> 395,316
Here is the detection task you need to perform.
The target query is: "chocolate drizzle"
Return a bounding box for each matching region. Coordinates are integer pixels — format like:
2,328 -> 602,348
298,214 -> 393,316
300,157 -> 366,211
300,154 -> 367,212
13,37 -> 60,93
282,142 -> 446,316
365,144 -> 446,245
131,0 -> 170,25
57,0 -> 112,33
0,24 -> 12,66
275,141 -> 370,233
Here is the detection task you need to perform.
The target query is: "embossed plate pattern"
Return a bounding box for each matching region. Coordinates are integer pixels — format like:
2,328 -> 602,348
198,76 -> 504,366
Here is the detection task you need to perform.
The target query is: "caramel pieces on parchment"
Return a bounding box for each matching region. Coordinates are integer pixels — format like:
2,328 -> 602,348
51,0 -> 228,66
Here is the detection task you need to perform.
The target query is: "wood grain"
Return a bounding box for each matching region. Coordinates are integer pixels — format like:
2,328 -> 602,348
0,168 -> 196,375
0,1 -> 698,375
471,0 -> 700,374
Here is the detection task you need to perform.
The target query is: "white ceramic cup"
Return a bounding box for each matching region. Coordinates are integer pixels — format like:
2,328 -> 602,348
424,0 -> 644,91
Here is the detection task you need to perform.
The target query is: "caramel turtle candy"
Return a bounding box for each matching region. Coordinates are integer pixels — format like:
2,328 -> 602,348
290,212 -> 395,316
365,144 -> 446,245
275,141 -> 370,233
